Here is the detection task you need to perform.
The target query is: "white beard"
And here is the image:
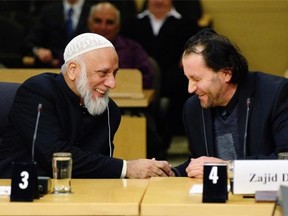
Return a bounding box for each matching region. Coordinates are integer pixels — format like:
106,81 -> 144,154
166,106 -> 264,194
76,66 -> 109,116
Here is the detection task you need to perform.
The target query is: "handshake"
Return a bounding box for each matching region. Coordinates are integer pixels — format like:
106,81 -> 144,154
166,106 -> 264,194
126,158 -> 175,179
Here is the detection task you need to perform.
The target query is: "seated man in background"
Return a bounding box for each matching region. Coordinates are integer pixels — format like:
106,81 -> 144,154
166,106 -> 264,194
87,2 -> 154,89
173,28 -> 288,177
0,32 -> 173,179
24,0 -> 93,68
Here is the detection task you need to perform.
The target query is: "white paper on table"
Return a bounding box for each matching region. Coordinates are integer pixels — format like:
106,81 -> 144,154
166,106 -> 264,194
0,186 -> 11,195
189,184 -> 230,195
189,184 -> 204,194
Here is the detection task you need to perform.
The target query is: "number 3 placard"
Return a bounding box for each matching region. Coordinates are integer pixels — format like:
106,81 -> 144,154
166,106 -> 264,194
202,163 -> 228,203
10,162 -> 39,202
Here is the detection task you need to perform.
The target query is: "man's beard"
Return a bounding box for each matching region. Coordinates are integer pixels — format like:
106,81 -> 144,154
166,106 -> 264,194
76,67 -> 109,116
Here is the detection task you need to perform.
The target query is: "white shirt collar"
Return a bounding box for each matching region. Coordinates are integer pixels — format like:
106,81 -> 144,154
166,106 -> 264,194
137,7 -> 181,35
137,7 -> 182,20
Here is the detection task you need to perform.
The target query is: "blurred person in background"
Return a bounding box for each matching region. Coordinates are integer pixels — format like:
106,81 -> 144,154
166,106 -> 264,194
122,0 -> 201,158
24,0 -> 94,68
88,2 -> 154,89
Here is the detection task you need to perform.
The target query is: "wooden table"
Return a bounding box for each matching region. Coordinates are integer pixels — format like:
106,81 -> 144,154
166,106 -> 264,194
140,177 -> 282,216
0,178 -> 283,216
0,179 -> 149,216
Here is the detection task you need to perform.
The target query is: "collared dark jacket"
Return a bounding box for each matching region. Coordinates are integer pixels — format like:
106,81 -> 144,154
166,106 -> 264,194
122,13 -> 200,98
174,72 -> 288,176
0,73 -> 123,178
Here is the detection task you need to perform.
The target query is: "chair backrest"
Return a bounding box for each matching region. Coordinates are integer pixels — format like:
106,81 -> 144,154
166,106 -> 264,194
0,82 -> 20,141
0,68 -> 59,83
148,56 -> 161,102
109,69 -> 144,99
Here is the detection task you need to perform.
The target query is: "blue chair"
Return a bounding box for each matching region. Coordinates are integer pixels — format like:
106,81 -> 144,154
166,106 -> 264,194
0,82 -> 20,144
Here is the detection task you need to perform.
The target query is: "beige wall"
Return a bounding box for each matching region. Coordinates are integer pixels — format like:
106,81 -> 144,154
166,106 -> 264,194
201,0 -> 288,77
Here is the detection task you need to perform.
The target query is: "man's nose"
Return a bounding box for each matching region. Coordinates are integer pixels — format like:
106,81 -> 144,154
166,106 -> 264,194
105,75 -> 116,89
188,80 -> 197,94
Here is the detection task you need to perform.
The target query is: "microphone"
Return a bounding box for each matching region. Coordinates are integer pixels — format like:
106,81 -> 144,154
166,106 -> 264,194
32,103 -> 42,162
11,103 -> 42,201
243,98 -> 251,159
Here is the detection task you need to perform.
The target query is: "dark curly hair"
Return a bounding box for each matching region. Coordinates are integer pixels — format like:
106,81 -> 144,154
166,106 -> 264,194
183,28 -> 248,84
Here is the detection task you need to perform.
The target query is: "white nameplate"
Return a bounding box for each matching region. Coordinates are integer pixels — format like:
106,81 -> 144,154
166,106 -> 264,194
233,160 -> 288,194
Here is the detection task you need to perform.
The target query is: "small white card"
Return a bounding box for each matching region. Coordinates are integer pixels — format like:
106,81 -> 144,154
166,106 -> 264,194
0,186 -> 11,195
233,160 -> 288,194
189,184 -> 230,195
189,184 -> 203,194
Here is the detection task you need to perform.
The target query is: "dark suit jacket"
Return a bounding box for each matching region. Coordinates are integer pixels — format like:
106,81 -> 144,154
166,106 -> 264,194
24,0 -> 92,67
122,12 -> 201,136
122,15 -> 200,98
174,72 -> 288,176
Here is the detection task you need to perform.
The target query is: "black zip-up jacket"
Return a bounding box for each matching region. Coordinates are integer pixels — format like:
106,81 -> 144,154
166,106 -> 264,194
174,71 -> 288,176
0,73 -> 123,178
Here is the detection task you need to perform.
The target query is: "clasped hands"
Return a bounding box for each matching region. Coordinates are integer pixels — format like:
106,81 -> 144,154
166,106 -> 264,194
126,156 -> 228,179
126,158 -> 175,179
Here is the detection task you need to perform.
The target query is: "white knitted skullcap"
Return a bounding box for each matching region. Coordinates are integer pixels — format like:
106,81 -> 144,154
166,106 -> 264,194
64,33 -> 114,63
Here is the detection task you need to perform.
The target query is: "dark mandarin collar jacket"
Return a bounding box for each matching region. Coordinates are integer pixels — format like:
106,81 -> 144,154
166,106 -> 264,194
0,73 -> 123,178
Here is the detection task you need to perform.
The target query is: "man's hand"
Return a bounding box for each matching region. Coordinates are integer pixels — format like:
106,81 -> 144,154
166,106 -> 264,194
34,47 -> 59,67
126,159 -> 174,179
34,48 -> 54,63
185,156 -> 225,178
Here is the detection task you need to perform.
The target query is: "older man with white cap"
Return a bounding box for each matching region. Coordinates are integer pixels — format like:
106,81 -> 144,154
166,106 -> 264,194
0,33 -> 174,179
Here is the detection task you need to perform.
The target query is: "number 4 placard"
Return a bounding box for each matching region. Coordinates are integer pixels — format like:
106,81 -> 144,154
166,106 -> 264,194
202,163 -> 228,203
10,162 -> 39,202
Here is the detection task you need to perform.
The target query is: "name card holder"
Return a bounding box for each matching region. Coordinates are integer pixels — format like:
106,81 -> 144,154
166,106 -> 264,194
202,163 -> 228,203
10,162 -> 39,202
279,185 -> 288,215
233,160 -> 288,194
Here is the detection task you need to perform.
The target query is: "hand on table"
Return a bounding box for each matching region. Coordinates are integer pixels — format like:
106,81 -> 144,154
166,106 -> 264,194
185,156 -> 226,178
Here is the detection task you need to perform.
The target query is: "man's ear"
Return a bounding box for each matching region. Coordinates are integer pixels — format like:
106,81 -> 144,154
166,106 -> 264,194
67,62 -> 78,81
221,68 -> 232,82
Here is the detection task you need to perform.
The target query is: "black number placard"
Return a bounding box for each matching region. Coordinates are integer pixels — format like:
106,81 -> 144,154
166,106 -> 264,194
202,163 -> 228,203
10,162 -> 39,202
